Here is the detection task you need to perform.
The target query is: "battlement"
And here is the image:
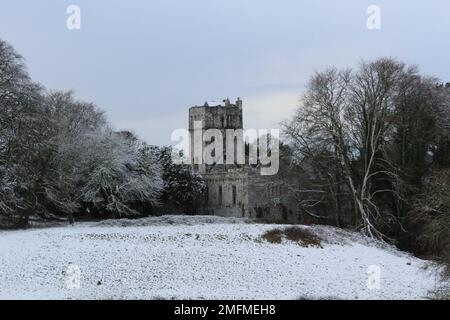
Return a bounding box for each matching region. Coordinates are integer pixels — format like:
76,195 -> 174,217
191,97 -> 243,109
189,97 -> 243,130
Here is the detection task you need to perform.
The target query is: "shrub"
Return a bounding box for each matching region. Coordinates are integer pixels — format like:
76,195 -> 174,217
262,227 -> 322,247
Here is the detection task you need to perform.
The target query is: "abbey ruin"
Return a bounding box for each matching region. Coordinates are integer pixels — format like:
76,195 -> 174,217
189,98 -> 296,220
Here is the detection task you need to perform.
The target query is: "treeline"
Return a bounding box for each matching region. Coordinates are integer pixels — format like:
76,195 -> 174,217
0,39 -> 204,227
283,58 -> 450,262
2,38 -> 449,263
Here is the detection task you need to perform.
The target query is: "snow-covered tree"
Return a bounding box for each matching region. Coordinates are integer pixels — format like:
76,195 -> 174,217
80,130 -> 163,218
0,39 -> 44,223
1,39 -> 164,223
157,146 -> 205,213
39,90 -> 107,216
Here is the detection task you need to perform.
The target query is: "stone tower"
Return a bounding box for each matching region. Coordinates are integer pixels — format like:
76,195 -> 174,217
189,98 -> 243,173
188,97 -> 291,220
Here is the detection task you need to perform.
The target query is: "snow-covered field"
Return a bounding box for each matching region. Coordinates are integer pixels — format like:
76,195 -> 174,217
0,215 -> 445,300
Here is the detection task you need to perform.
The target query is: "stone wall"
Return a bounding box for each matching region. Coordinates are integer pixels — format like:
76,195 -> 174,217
201,169 -> 249,217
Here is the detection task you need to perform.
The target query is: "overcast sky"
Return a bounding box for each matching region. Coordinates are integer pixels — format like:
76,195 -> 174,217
1,0 -> 449,145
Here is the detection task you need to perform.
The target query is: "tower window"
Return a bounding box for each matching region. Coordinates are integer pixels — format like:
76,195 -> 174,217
218,185 -> 223,206
232,185 -> 237,205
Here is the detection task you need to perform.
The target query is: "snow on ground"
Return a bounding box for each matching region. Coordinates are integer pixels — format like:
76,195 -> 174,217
0,215 -> 445,300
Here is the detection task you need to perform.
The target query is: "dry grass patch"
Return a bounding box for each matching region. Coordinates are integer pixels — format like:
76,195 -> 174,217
262,227 -> 322,247
262,229 -> 283,244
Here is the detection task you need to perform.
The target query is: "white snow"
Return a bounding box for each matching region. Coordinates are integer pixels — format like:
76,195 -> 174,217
0,215 -> 445,300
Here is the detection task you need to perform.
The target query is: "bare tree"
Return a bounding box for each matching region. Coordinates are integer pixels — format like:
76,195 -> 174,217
285,58 -> 420,239
344,59 -> 407,238
283,68 -> 353,226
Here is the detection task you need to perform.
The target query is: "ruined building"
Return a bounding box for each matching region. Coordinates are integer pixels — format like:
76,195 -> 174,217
188,98 -> 295,220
